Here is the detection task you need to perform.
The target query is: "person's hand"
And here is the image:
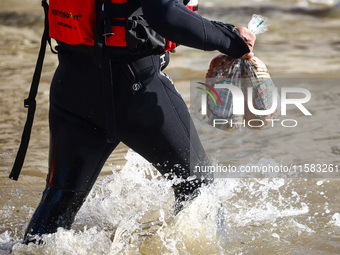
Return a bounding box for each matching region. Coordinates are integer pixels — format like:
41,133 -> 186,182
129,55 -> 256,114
236,27 -> 256,59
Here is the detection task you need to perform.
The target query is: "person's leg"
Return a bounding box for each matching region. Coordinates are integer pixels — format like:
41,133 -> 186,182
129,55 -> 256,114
24,51 -> 119,243
24,103 -> 119,243
114,54 -> 213,210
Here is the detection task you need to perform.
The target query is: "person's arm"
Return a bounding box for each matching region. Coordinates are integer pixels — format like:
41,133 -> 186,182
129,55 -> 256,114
140,0 -> 252,58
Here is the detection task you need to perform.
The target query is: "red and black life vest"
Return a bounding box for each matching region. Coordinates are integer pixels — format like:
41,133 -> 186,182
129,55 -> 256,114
49,0 -> 198,52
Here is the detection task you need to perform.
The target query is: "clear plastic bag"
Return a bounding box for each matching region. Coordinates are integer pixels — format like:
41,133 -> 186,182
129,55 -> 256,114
197,15 -> 279,131
247,14 -> 270,35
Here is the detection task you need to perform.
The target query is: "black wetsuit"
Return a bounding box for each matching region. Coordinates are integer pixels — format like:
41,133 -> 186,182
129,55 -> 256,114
24,0 -> 249,242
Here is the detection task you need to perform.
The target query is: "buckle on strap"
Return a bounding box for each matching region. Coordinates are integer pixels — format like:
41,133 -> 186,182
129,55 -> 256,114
103,32 -> 115,37
24,98 -> 36,109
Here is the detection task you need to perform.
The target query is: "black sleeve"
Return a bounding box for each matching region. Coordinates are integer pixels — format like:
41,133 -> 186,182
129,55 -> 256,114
139,0 -> 250,58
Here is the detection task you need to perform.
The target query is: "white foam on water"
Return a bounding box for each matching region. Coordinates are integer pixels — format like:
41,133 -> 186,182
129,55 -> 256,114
316,180 -> 324,186
5,151 -> 340,254
0,231 -> 15,253
330,213 -> 340,227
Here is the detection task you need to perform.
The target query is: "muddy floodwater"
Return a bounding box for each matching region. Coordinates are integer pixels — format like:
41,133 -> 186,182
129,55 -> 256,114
1,0 -> 340,254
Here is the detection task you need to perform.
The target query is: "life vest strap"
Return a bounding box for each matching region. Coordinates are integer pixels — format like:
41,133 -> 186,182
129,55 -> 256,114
107,2 -> 141,18
110,18 -> 126,27
101,52 -> 117,143
9,0 -> 51,181
110,17 -> 149,28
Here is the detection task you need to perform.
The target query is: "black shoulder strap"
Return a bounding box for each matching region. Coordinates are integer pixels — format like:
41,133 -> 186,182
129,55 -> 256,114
93,0 -> 117,143
9,0 -> 52,181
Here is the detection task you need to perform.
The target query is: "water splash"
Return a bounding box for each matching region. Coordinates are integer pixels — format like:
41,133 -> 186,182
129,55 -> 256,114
4,151 -> 340,254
